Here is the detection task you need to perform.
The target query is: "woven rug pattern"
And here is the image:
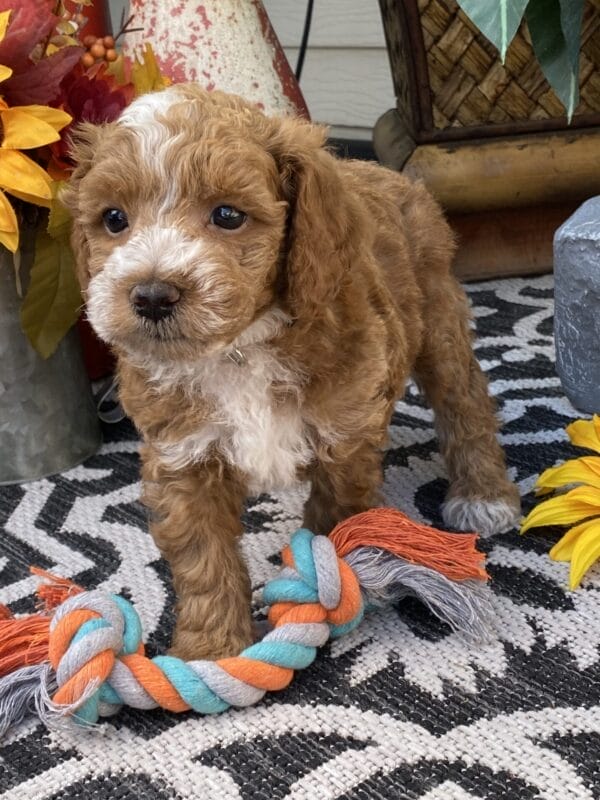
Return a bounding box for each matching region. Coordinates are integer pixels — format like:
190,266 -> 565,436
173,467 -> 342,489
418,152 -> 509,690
1,274 -> 599,800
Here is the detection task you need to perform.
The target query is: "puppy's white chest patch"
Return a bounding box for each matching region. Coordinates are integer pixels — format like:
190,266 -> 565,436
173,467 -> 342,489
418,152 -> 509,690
157,348 -> 313,493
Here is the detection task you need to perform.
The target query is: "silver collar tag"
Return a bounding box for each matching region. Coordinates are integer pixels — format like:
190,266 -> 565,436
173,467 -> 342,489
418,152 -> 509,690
226,347 -> 246,366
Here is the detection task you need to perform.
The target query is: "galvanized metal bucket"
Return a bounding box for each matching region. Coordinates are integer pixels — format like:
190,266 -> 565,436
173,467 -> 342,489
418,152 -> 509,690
554,197 -> 600,414
0,246 -> 102,484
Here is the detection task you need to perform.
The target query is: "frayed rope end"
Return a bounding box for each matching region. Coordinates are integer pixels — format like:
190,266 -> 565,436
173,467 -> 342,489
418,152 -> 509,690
0,664 -> 56,738
331,509 -> 493,641
0,664 -> 100,739
0,569 -> 82,681
0,569 -> 88,737
345,547 -> 494,641
330,508 -> 489,582
0,615 -> 51,679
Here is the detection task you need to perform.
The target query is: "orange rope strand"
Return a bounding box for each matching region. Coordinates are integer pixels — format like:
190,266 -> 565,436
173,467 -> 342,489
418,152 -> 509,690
329,508 -> 489,581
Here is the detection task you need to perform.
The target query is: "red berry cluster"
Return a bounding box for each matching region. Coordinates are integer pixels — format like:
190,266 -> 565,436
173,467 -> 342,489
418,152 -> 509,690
81,35 -> 117,68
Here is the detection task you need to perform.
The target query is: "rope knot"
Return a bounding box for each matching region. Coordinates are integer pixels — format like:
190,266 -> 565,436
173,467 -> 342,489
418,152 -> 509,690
48,591 -> 143,720
263,529 -> 364,636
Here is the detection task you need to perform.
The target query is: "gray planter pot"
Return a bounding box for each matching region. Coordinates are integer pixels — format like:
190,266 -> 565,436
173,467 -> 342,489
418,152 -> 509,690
554,197 -> 600,414
0,245 -> 102,484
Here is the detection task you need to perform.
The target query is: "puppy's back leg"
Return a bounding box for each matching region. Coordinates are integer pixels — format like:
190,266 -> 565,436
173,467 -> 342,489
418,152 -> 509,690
303,440 -> 385,536
413,276 -> 520,536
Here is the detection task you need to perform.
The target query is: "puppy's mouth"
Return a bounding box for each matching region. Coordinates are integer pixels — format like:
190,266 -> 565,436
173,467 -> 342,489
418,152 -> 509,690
127,280 -> 192,344
126,308 -> 235,360
125,312 -> 249,365
92,279 -> 253,361
136,316 -> 185,343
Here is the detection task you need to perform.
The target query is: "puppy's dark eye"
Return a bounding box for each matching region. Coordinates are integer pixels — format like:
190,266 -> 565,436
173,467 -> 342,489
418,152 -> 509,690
102,208 -> 128,234
210,206 -> 246,230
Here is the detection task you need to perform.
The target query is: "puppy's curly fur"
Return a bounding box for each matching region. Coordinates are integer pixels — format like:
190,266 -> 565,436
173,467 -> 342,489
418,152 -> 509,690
63,84 -> 520,660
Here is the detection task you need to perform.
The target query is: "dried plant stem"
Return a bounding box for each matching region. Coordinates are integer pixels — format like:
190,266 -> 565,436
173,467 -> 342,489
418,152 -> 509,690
114,11 -> 143,43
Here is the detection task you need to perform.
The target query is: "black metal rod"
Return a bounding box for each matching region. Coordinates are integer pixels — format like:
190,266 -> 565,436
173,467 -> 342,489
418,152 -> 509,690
295,0 -> 315,81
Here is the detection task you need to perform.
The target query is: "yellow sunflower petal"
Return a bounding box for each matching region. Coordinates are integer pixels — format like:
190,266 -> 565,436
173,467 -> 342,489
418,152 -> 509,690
536,457 -> 600,492
569,520 -> 600,588
0,150 -> 52,204
0,10 -> 11,42
0,64 -> 12,82
549,517 -> 600,561
567,416 -> 600,453
0,228 -> 17,251
567,485 -> 600,505
11,105 -> 72,133
0,108 -> 64,149
0,189 -> 18,252
4,187 -> 52,208
520,486 -> 600,533
581,455 -> 600,479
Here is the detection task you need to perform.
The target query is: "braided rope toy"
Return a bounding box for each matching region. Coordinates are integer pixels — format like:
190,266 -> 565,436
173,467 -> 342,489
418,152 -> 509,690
0,509 -> 491,735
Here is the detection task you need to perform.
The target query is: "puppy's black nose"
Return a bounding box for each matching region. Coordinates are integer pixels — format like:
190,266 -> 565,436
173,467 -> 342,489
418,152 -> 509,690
130,282 -> 181,322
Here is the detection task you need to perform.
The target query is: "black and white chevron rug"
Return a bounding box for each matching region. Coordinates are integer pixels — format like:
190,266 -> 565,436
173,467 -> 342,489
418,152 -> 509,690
1,274 -> 599,800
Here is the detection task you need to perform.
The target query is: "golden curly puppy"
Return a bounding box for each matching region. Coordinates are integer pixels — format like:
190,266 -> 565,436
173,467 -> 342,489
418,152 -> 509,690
63,84 -> 520,660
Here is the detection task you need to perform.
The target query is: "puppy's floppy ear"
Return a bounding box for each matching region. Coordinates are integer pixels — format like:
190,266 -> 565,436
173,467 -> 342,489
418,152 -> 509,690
60,122 -> 104,293
269,117 -> 367,320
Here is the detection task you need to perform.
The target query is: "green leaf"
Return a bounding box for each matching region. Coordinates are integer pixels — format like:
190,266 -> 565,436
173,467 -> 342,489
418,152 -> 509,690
558,0 -> 585,75
526,0 -> 581,120
131,44 -> 170,95
47,181 -> 71,240
20,224 -> 82,359
456,0 -> 529,61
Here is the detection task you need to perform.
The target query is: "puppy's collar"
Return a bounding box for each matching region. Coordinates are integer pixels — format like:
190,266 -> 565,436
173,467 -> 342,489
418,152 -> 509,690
224,312 -> 295,366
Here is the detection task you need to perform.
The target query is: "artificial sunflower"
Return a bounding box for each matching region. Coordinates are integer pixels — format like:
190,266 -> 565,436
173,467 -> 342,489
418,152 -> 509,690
521,415 -> 600,589
0,9 -> 71,253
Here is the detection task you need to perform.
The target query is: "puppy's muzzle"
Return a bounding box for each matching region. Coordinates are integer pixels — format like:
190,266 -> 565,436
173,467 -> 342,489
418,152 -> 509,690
130,282 -> 181,322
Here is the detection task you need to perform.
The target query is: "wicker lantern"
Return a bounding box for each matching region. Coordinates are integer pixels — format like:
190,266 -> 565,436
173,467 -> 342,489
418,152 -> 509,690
375,0 -> 600,279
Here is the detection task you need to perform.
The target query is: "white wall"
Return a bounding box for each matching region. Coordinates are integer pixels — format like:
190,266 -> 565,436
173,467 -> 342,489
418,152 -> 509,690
108,0 -> 127,35
108,0 -> 395,139
263,0 -> 395,139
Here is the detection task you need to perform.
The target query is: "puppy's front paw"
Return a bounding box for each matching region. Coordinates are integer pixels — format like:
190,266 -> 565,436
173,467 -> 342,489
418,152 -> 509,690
442,487 -> 521,537
169,627 -> 254,662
